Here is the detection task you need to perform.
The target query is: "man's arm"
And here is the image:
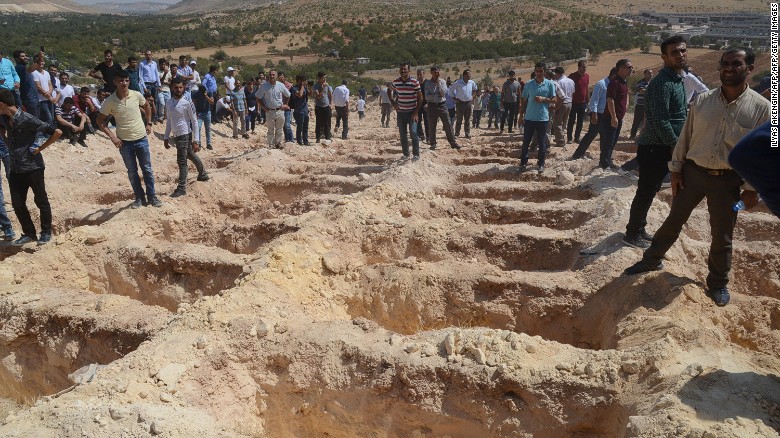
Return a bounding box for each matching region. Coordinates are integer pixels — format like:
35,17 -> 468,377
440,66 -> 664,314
607,97 -> 617,128
517,97 -> 528,125
88,67 -> 102,81
206,92 -> 214,105
413,90 -> 422,121
96,110 -> 122,148
189,100 -> 200,147
163,100 -> 172,146
327,88 -> 333,107
32,128 -> 61,154
141,98 -> 152,135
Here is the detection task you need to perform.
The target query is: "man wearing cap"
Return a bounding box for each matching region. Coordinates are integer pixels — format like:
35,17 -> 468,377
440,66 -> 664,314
256,70 -> 290,149
423,65 -> 460,151
224,67 -> 236,93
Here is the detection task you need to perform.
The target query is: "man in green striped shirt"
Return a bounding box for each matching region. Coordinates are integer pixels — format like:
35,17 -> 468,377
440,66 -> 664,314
622,36 -> 689,249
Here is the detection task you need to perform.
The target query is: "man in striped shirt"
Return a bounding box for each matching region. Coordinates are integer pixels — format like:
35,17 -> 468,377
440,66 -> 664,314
390,63 -> 422,161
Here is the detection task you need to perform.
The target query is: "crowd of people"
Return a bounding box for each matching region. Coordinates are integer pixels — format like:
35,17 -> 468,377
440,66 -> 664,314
0,39 -> 777,310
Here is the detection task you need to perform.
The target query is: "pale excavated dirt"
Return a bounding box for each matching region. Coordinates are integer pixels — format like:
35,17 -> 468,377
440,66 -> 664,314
0,102 -> 779,437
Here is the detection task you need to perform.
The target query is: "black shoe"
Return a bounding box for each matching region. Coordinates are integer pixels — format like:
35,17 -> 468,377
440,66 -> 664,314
77,139 -> 88,148
170,189 -> 186,198
149,197 -> 163,207
69,137 -> 77,145
206,145 -> 213,150
197,173 -> 210,182
2,228 -> 15,241
242,133 -> 250,139
430,144 -> 437,150
623,234 -> 651,249
38,233 -> 52,245
708,287 -> 730,306
465,134 -> 471,139
538,165 -> 545,173
303,142 -> 311,146
623,260 -> 664,276
131,199 -> 144,209
451,143 -> 461,150
639,230 -> 653,242
12,235 -> 36,246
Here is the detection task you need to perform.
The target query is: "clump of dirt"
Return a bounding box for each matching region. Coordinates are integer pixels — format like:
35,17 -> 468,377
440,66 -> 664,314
0,107 -> 778,438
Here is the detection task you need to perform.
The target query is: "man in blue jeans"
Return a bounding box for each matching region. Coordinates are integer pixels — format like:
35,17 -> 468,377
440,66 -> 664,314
518,62 -> 558,173
389,63 -> 422,161
97,70 -> 162,209
192,83 -> 213,150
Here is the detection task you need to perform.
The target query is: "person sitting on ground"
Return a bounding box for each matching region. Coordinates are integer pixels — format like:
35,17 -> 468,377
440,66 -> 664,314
74,86 -> 99,133
55,97 -> 88,147
0,88 -> 62,246
215,95 -> 233,123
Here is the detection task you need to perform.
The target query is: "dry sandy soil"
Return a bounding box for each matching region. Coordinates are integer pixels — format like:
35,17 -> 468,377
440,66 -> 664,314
0,96 -> 778,437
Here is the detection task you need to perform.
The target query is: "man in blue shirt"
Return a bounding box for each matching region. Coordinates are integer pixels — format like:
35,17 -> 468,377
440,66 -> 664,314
202,65 -> 219,124
0,52 -> 20,109
570,68 -> 617,160
518,63 -> 558,173
139,50 -> 160,121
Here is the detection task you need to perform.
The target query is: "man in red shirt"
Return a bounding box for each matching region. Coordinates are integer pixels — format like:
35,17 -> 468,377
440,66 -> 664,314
567,60 -> 589,144
599,58 -> 632,169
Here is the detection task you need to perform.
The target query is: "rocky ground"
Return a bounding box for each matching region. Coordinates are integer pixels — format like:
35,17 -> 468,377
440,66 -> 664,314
0,105 -> 778,437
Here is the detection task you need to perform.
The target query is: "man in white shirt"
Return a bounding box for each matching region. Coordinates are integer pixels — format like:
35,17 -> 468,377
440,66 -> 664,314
332,79 -> 350,139
255,69 -> 290,149
30,54 -> 55,124
189,60 -> 200,89
682,68 -> 709,104
379,83 -> 392,127
164,77 -> 209,198
176,55 -> 194,98
448,69 -> 478,138
551,66 -> 575,147
224,67 -> 236,92
55,72 -> 75,107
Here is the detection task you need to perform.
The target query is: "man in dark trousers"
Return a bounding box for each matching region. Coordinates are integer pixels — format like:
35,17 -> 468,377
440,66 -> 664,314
622,36 -> 689,248
0,89 -> 62,246
624,47 -> 769,307
599,58 -> 633,169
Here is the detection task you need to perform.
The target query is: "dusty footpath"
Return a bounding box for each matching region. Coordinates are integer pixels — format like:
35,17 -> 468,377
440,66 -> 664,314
0,104 -> 778,437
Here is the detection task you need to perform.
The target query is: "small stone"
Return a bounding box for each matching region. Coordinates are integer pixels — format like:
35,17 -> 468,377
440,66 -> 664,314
322,251 -> 346,274
556,363 -> 572,372
556,170 -> 575,186
251,320 -> 269,338
390,334 -> 403,346
468,347 -> 486,365
702,431 -> 716,438
139,391 -> 148,399
585,363 -> 596,377
98,157 -> 115,166
622,361 -> 641,374
150,421 -> 163,435
443,333 -> 456,356
684,363 -> 704,377
159,393 -> 173,403
155,363 -> 187,386
525,343 -> 537,354
421,344 -> 437,357
404,343 -> 420,354
196,336 -> 207,349
109,407 -> 128,420
357,173 -> 370,181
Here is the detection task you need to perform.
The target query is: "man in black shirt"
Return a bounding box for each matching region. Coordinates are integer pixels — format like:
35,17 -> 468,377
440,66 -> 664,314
89,49 -> 124,93
191,83 -> 214,150
0,89 -> 61,246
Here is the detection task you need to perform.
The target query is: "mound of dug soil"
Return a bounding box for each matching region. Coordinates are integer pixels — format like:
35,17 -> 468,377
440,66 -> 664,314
0,107 -> 778,437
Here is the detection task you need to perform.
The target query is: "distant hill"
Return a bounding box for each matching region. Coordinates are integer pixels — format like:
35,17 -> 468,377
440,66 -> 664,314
0,0 -> 92,13
91,1 -> 169,13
